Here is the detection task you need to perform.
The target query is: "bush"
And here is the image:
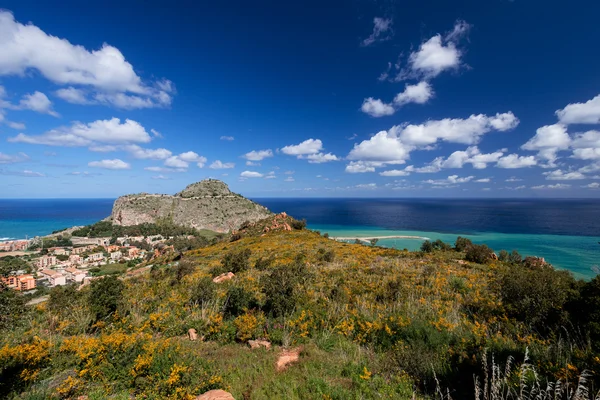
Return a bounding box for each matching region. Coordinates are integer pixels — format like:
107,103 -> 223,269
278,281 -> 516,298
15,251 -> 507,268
465,244 -> 493,264
88,275 -> 125,321
570,275 -> 600,349
499,264 -> 577,333
290,219 -> 307,230
221,248 -> 251,273
189,276 -> 216,307
254,256 -> 274,271
0,282 -> 26,331
454,236 -> 473,252
420,240 -> 434,253
223,285 -> 257,317
173,259 -> 196,283
316,248 -> 335,263
262,257 -> 310,318
432,239 -> 451,251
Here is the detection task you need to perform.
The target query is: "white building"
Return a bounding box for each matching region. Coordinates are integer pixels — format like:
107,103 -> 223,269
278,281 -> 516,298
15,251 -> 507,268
64,267 -> 87,283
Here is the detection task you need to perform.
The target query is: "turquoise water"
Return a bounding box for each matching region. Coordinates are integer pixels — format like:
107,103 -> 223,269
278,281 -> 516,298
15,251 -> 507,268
309,224 -> 600,280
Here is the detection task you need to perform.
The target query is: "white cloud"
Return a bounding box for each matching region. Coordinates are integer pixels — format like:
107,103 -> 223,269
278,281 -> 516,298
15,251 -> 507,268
505,177 -> 523,182
354,183 -> 378,189
496,154 -> 537,169
9,118 -> 151,146
543,169 -> 586,180
0,152 -> 29,164
18,91 -> 58,116
420,146 -> 505,171
475,178 -> 491,183
571,130 -> 600,160
393,81 -> 434,106
244,149 -> 273,161
164,152 -> 207,169
220,136 -> 234,141
424,175 -> 474,185
7,121 -> 25,130
152,175 -> 169,180
445,20 -> 471,42
284,176 -> 295,182
305,152 -> 339,163
531,184 -> 570,190
347,131 -> 412,164
124,145 -> 171,160
360,98 -> 395,117
209,160 -> 235,169
281,139 -> 323,155
362,17 -> 392,47
584,182 -> 600,189
264,171 -> 276,179
151,129 -> 163,138
246,161 -> 260,166
284,170 -> 294,175
521,124 -> 571,164
407,35 -> 461,79
144,166 -> 184,173
345,161 -> 384,173
240,171 -> 263,178
0,11 -> 174,108
556,94 -> 600,125
400,112 -> 519,146
579,162 -> 600,173
0,169 -> 45,177
55,87 -> 90,104
88,159 -> 130,170
380,169 -> 410,177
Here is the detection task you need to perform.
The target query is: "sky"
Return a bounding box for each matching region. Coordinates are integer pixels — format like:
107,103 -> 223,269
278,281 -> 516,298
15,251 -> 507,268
1,0 -> 600,198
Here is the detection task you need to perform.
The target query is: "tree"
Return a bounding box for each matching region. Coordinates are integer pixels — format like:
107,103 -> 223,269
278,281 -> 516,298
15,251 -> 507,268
174,259 -> 196,283
221,248 -> 251,273
189,276 -> 216,308
370,238 -> 379,247
262,257 -> 310,318
465,244 -> 494,264
88,275 -> 125,321
420,240 -> 434,253
0,282 -> 26,330
454,236 -> 473,252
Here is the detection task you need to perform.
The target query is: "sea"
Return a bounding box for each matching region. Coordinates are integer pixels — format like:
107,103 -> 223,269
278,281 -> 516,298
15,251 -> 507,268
0,198 -> 598,279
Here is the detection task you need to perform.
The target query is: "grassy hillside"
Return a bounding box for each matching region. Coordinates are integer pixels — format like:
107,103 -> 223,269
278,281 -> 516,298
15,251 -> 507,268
1,226 -> 599,399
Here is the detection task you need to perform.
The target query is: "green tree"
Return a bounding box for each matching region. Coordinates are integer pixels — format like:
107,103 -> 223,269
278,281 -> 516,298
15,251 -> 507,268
88,275 -> 125,321
465,244 -> 493,264
0,282 -> 26,330
454,236 -> 473,252
221,248 -> 251,274
262,257 -> 310,318
189,276 -> 216,307
420,240 -> 434,253
370,238 -> 379,247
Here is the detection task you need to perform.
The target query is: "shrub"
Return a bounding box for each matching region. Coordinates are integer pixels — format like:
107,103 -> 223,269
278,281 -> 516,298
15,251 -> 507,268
499,264 -> 577,333
420,240 -> 434,253
0,282 -> 26,331
316,248 -> 335,263
189,276 -> 216,307
454,236 -> 473,252
262,257 -> 310,318
221,248 -> 251,273
88,275 -> 125,321
465,244 -> 493,264
254,256 -> 275,271
370,238 -> 379,247
432,239 -> 452,251
48,285 -> 80,316
223,285 -> 256,317
570,275 -> 600,349
291,219 -> 307,230
173,259 -> 196,283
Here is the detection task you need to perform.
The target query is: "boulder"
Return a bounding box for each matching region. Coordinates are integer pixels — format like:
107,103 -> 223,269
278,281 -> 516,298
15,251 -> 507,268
213,272 -> 235,283
195,389 -> 235,400
188,328 -> 198,341
276,347 -> 301,371
248,339 -> 271,350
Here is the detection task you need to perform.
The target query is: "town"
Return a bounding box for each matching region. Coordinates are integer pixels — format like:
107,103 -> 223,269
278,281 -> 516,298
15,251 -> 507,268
0,234 -> 177,292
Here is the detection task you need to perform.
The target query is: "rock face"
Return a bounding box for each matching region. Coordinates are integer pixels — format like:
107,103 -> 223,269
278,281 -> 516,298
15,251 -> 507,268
111,179 -> 271,233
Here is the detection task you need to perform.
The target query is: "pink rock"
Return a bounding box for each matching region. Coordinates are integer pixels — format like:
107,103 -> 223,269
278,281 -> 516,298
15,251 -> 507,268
276,347 -> 301,371
213,272 -> 235,283
248,339 -> 271,349
195,389 -> 235,400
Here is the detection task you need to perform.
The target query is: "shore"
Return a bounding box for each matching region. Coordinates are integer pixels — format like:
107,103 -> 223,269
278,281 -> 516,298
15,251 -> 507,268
331,235 -> 429,242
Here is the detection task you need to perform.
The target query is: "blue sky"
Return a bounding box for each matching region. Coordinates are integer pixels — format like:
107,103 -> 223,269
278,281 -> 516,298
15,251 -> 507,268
1,0 -> 600,198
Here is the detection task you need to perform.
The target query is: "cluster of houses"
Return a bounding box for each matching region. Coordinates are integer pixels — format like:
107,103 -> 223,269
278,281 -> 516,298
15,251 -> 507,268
0,240 -> 30,252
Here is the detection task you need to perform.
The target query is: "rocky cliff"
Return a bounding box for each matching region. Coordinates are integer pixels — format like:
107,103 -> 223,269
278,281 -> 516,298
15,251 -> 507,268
110,179 -> 271,233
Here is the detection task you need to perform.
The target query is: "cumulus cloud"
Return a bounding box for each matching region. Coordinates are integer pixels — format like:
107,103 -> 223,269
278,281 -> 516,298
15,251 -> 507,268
521,124 -> 571,165
165,152 -> 207,169
88,159 -> 130,170
496,154 -> 537,169
240,171 -> 263,178
424,175 -> 474,185
244,149 -> 273,161
584,182 -> 600,189
410,146 -> 505,173
360,98 -> 395,117
284,176 -> 295,182
475,178 -> 491,183
531,183 -> 570,190
0,11 -> 174,109
571,130 -> 600,160
124,145 -> 171,160
346,113 -> 518,172
281,139 -> 323,155
220,136 -> 234,141
305,152 -> 339,163
345,161 -> 384,173
543,169 -> 586,180
209,160 -> 235,169
18,91 -> 58,116
9,118 -> 151,147
0,152 -> 29,164
55,87 -> 90,104
379,169 -> 410,177
556,94 -> 600,125
362,17 -> 393,47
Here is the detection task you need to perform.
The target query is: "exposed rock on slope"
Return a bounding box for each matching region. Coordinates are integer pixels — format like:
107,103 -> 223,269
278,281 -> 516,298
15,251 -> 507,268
111,179 -> 271,233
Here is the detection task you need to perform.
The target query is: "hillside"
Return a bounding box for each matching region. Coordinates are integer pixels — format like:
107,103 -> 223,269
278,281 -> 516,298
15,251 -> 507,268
111,179 -> 271,233
1,220 -> 599,399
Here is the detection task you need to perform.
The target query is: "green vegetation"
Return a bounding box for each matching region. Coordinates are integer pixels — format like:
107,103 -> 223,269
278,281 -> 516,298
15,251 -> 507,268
1,227 -> 599,399
72,220 -> 209,239
89,263 -> 129,277
0,256 -> 29,276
